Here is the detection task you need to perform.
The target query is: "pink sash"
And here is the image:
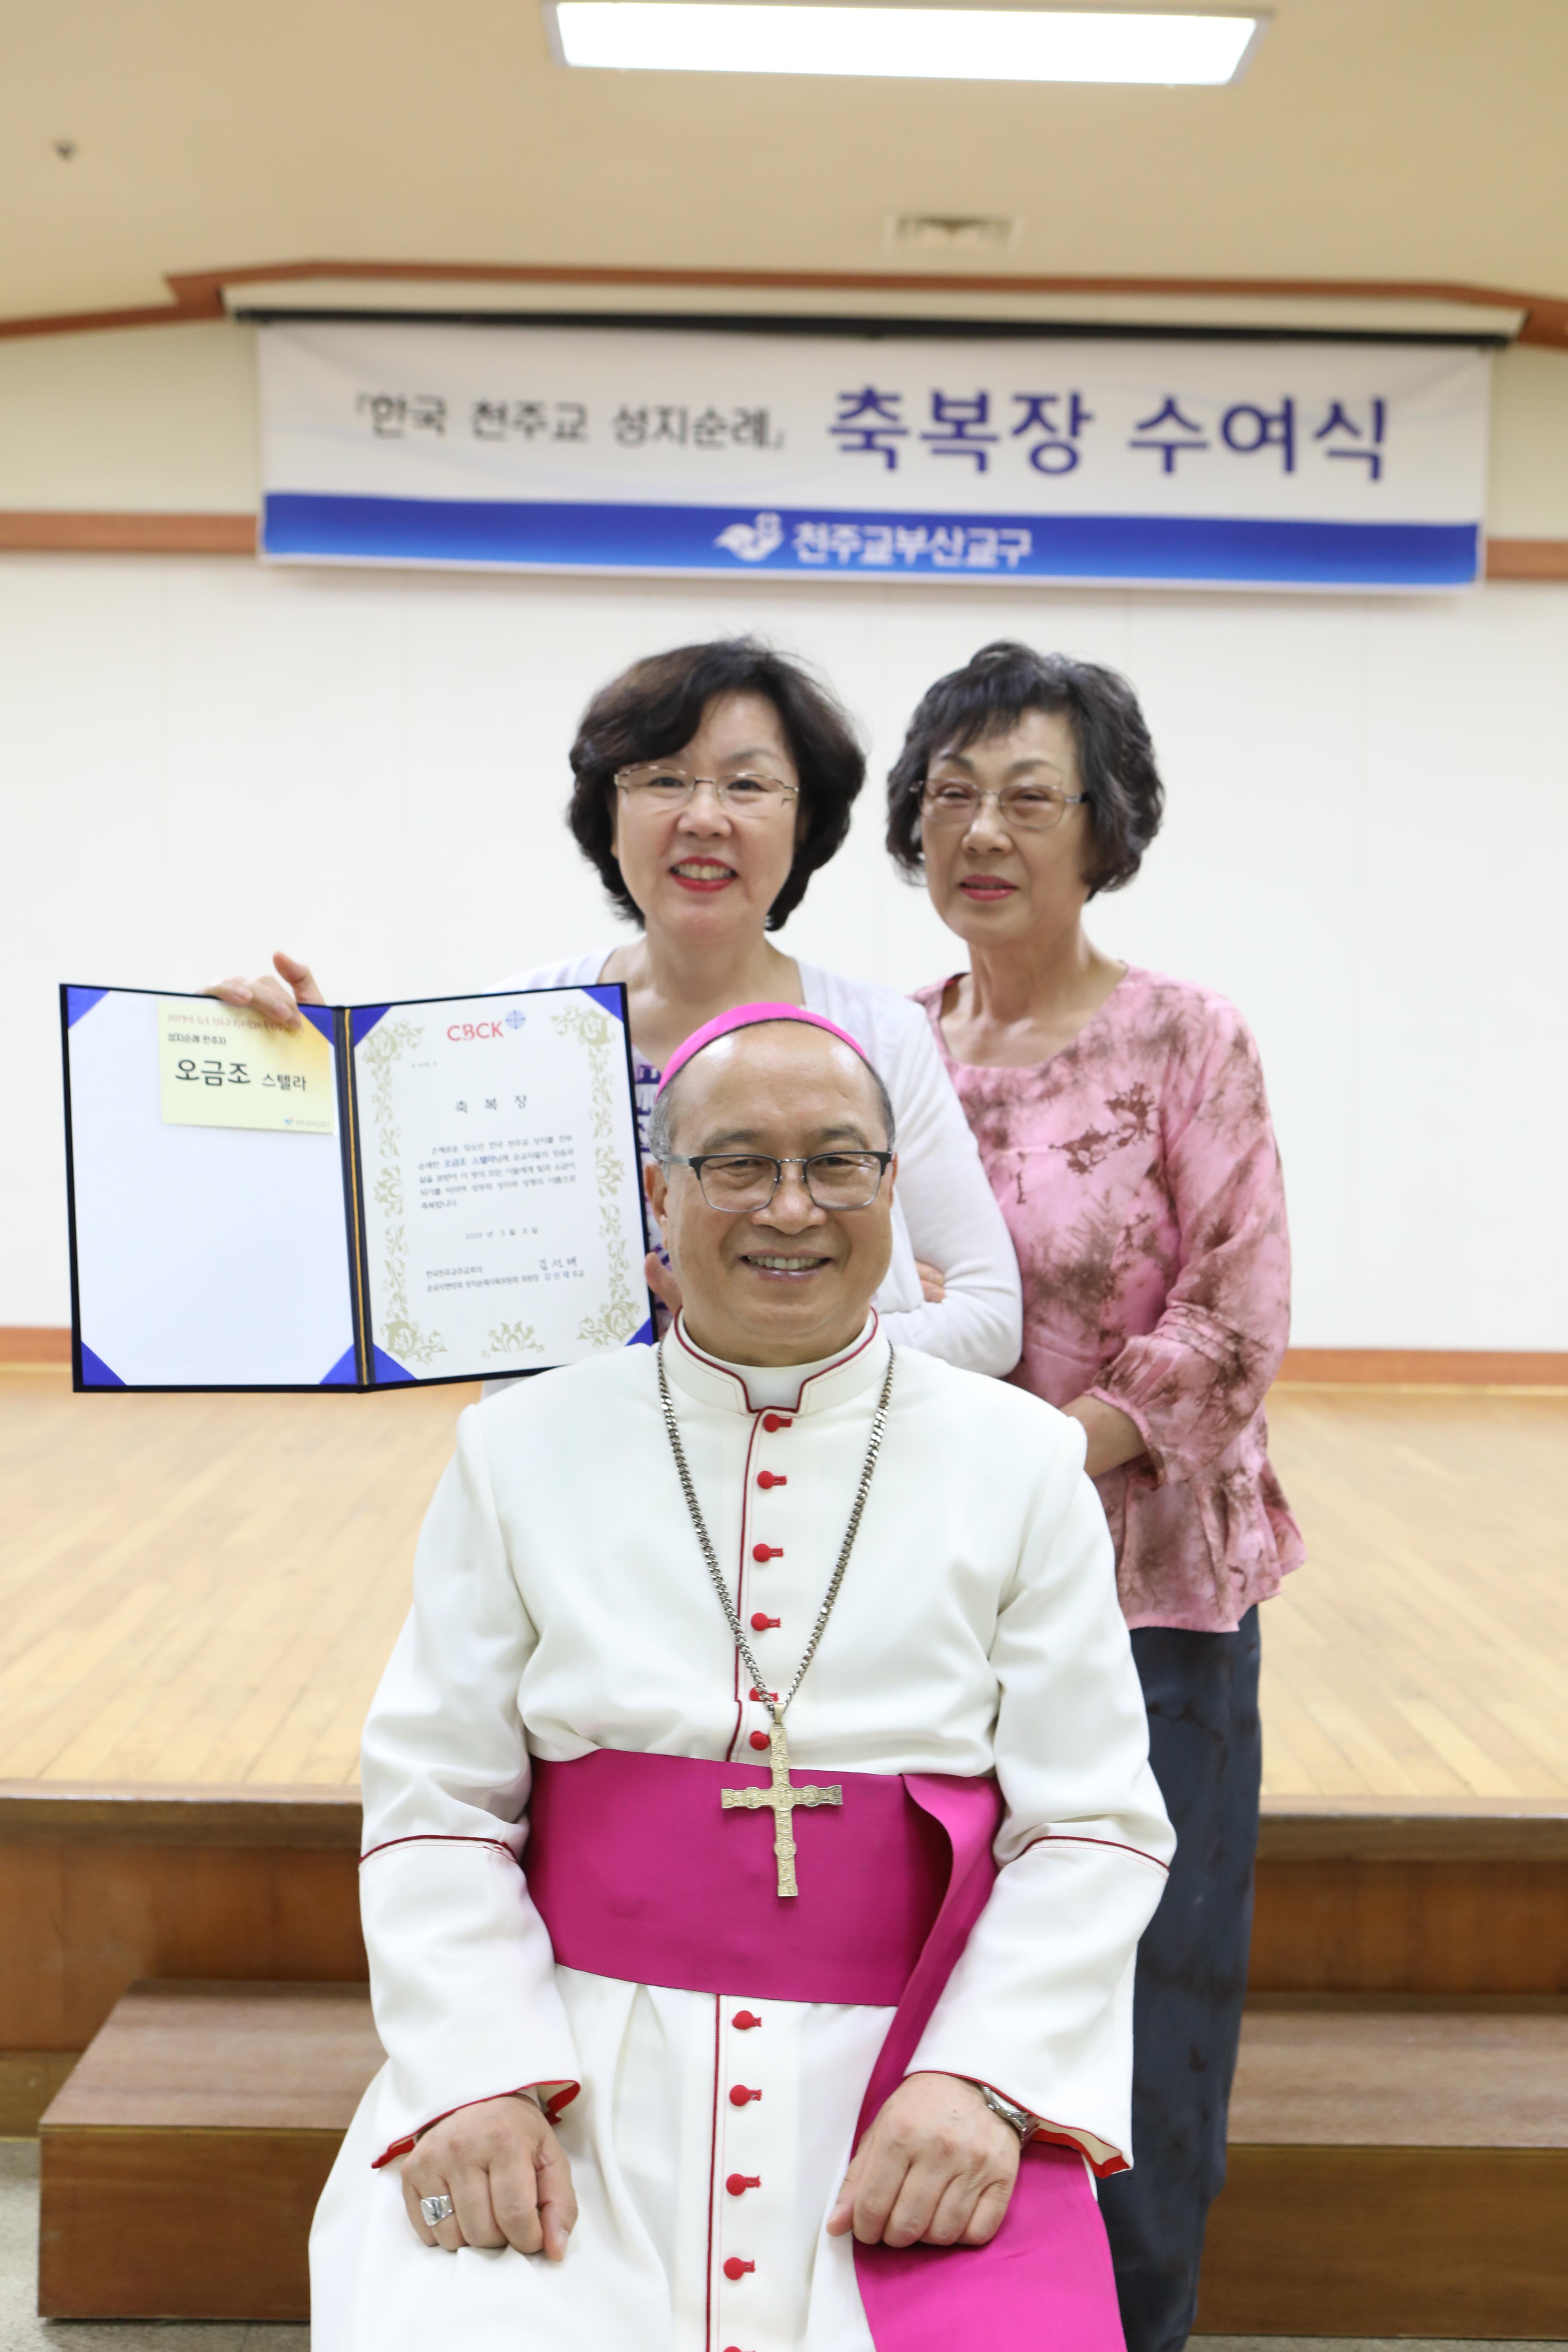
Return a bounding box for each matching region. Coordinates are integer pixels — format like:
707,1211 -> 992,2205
527,1750 -> 1125,2351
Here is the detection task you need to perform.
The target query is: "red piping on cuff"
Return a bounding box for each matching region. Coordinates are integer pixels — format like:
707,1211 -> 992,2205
359,1833 -> 520,1866
1031,2126 -> 1128,2180
371,2081 -> 580,2169
974,2081 -> 1130,2181
1019,1831 -> 1170,1874
911,2073 -> 1129,2183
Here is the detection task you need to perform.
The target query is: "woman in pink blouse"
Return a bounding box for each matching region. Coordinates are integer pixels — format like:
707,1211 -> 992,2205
891,641 -> 1304,2352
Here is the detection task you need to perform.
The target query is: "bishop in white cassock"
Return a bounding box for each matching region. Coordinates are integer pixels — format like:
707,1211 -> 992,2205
311,1002 -> 1175,2352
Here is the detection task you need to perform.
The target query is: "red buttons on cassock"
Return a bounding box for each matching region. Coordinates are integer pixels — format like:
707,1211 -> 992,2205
756,1471 -> 787,1490
732,2010 -> 763,2030
752,1544 -> 783,1563
761,1414 -> 792,1432
748,1730 -> 770,1751
723,2258 -> 756,2281
726,2172 -> 762,2196
748,1688 -> 777,1703
729,2085 -> 762,2106
750,1612 -> 780,1631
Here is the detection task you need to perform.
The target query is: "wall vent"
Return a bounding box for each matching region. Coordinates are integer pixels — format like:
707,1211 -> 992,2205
887,212 -> 1021,256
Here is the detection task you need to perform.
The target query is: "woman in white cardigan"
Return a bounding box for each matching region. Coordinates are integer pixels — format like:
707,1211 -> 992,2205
211,638 -> 1020,1375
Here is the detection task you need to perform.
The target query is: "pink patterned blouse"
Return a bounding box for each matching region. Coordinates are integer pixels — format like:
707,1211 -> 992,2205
913,967 -> 1304,1633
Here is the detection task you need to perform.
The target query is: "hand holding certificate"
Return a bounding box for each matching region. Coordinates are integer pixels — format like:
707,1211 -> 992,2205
62,982 -> 652,1392
157,996 -> 338,1134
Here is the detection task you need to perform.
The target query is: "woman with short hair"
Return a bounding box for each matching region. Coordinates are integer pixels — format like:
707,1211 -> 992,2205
212,637 -> 1021,1372
891,639 -> 1304,2352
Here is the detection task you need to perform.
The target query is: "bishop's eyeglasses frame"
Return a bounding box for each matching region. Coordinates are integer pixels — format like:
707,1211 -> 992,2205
659,1150 -> 894,1213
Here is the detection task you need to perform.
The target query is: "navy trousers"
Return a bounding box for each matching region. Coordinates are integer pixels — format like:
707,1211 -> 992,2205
1097,1608 -> 1262,2352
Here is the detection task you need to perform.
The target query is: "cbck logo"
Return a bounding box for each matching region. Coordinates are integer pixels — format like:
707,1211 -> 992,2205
446,1008 -> 526,1041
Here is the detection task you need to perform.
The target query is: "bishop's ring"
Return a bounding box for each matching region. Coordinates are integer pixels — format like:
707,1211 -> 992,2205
420,2193 -> 455,2228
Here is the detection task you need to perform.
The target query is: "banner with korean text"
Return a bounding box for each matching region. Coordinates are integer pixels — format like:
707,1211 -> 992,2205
258,321 -> 1490,591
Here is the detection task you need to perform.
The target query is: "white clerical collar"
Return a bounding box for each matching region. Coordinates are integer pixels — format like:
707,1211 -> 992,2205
665,1311 -> 885,1417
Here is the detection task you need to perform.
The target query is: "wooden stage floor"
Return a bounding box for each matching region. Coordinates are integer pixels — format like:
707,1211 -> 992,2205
1,1366 -> 1565,1799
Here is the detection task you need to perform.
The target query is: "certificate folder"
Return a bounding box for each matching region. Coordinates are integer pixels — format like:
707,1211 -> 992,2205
61,982 -> 653,1393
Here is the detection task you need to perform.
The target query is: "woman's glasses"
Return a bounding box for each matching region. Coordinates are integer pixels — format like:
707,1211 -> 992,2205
919,778 -> 1087,833
616,764 -> 800,816
661,1151 -> 892,1213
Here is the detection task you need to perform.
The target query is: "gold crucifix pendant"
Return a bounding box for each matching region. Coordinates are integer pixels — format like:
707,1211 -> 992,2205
721,1719 -> 842,1898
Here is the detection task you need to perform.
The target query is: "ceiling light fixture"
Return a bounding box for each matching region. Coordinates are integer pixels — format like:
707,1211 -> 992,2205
546,5 -> 1265,84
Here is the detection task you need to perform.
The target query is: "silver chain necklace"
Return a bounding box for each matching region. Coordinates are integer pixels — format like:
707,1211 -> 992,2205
656,1340 -> 896,1733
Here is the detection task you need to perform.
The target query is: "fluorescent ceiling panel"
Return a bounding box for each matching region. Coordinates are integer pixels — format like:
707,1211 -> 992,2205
548,5 -> 1264,82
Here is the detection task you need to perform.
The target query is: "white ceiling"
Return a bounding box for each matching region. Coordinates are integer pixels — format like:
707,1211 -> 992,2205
4,0 -> 1566,330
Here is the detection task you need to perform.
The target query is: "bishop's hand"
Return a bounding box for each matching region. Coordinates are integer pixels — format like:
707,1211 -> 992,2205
402,2092 -> 576,2260
826,2071 -> 1021,2250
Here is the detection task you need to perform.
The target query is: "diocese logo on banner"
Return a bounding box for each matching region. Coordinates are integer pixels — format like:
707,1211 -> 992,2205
258,319 -> 1491,591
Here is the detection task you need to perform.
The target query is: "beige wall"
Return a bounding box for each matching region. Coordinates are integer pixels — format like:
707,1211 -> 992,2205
0,324 -> 259,512
1484,347 -> 1568,538
2,320 -> 1568,536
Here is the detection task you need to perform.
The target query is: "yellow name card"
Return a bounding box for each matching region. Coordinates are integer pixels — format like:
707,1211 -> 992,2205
158,1001 -> 337,1136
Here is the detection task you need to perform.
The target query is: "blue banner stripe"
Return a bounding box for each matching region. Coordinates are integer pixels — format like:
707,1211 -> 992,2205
264,493 -> 1479,588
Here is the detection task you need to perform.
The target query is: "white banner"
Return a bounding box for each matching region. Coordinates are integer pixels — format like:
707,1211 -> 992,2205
259,319 -> 1490,590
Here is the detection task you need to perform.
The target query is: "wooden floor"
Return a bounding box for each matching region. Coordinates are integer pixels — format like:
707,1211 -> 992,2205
1262,1386 -> 1568,1798
0,1368 -> 468,1787
1,1366 -> 1564,1797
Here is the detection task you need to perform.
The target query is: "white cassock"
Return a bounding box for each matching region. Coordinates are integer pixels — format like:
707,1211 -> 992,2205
311,1316 -> 1174,2352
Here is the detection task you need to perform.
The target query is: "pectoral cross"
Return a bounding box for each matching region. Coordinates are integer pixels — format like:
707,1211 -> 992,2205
721,1720 -> 842,1899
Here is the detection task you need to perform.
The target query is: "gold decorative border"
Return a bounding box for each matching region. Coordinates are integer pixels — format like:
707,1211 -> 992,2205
358,1018 -> 447,1369
484,1318 -> 541,1360
551,999 -> 644,1349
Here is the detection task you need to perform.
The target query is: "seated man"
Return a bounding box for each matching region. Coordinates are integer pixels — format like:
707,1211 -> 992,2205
312,1003 -> 1174,2352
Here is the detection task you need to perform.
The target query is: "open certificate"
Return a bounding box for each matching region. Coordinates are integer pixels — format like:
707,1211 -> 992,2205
61,982 -> 653,1391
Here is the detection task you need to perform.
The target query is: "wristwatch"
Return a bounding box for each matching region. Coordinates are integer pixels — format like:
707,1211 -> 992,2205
975,2081 -> 1039,2143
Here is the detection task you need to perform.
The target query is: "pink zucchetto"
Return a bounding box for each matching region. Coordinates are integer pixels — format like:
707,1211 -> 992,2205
655,1002 -> 876,1095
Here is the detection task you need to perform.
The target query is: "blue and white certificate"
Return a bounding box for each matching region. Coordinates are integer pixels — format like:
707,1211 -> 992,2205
351,989 -> 650,1383
61,982 -> 651,1392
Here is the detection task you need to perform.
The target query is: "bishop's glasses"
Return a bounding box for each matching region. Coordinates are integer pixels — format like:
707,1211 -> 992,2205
662,1152 -> 893,1213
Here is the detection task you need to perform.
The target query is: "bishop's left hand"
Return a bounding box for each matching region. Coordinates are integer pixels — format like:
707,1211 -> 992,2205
826,2072 -> 1020,2249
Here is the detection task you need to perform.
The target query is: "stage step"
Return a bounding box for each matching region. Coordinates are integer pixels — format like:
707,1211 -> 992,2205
38,1978 -> 1568,2333
8,1784 -> 1567,2142
38,1979 -> 383,2321
1197,1994 -> 1568,2339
